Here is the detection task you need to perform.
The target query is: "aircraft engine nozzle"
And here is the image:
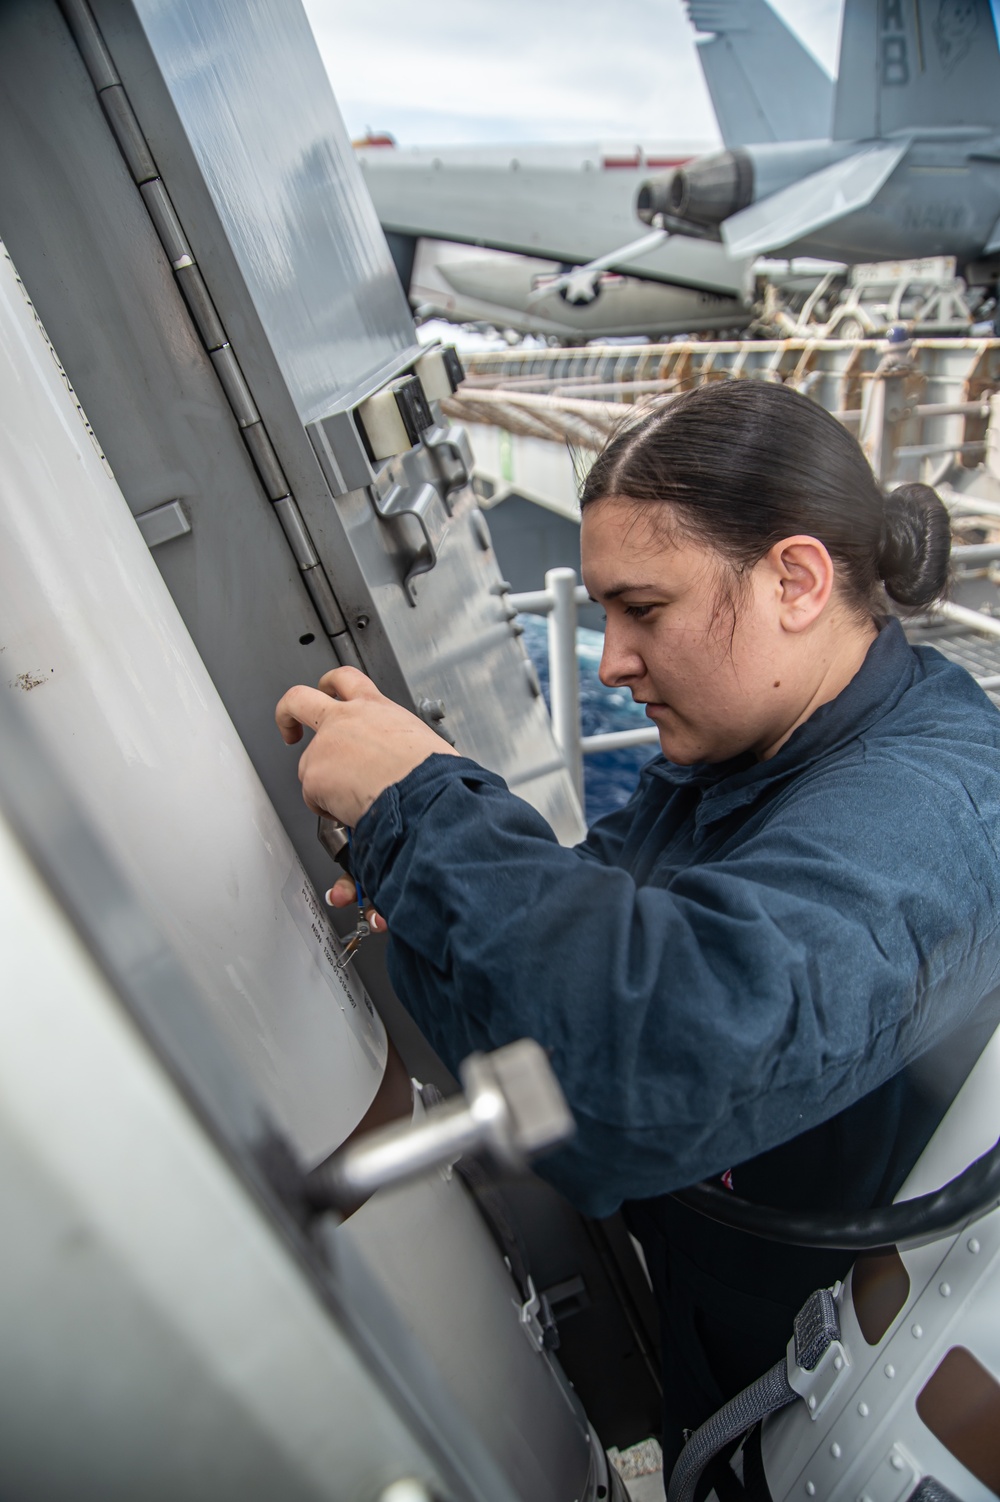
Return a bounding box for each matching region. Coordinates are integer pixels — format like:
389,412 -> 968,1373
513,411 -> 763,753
637,149 -> 754,230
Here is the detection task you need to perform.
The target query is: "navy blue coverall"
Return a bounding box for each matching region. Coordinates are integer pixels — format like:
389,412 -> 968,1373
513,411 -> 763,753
353,618 -> 1000,1459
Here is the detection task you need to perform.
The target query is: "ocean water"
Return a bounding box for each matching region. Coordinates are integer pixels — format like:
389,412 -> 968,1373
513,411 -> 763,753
520,614 -> 658,827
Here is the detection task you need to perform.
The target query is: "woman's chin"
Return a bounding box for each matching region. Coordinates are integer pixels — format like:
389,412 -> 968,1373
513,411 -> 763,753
656,732 -> 701,766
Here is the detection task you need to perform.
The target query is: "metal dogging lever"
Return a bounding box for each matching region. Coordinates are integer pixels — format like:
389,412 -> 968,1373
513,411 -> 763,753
305,1038 -> 575,1212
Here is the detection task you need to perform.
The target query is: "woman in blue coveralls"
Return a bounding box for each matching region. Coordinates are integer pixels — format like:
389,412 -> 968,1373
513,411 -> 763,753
276,380 -> 1000,1468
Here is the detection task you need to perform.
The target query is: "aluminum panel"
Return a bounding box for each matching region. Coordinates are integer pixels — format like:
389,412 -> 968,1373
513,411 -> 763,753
80,0 -> 584,840
0,814 -> 447,1502
128,0 -> 416,424
0,0 -> 348,895
0,240 -> 386,1163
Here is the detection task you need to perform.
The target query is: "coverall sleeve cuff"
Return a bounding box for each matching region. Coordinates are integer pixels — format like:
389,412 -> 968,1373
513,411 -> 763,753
353,754 -> 505,893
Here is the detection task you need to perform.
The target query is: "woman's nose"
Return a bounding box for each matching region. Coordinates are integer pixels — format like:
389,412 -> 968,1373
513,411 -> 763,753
599,626 -> 642,688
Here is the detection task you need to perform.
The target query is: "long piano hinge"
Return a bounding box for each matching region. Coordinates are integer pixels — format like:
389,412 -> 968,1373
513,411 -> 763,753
56,0 -> 352,657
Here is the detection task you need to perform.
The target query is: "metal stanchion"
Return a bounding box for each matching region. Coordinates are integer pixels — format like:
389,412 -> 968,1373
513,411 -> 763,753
545,567 -> 584,802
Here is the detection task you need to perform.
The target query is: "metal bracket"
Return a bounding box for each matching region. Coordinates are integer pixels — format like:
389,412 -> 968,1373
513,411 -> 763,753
786,1335 -> 852,1421
515,1276 -> 547,1354
424,422 -> 473,505
135,498 -> 191,549
372,443 -> 457,602
373,479 -> 446,601
309,401 -> 470,601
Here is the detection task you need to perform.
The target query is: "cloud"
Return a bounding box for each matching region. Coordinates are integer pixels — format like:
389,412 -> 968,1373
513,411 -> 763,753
303,0 -> 842,146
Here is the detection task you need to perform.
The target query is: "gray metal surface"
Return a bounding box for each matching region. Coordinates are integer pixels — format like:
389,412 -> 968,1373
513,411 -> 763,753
833,0 -> 1000,140
0,0 -> 339,893
0,0 -> 583,918
123,0 -> 417,425
0,689 -> 519,1502
341,1151 -> 601,1502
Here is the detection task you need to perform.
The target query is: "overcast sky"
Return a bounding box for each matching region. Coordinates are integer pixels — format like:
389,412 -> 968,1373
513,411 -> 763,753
301,0 -> 843,148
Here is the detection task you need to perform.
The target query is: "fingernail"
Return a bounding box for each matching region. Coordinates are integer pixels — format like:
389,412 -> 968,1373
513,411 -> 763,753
370,913 -> 382,932
325,888 -> 336,906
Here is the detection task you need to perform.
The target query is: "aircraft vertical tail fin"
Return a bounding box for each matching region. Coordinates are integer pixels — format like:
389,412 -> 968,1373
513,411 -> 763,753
684,0 -> 833,146
832,0 -> 1000,140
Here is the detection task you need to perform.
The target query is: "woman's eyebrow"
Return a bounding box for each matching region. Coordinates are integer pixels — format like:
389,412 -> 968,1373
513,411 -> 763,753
601,581 -> 661,600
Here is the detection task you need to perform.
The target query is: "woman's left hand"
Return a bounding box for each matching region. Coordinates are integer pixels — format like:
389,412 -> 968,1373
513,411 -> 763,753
325,873 -> 387,932
275,666 -> 458,828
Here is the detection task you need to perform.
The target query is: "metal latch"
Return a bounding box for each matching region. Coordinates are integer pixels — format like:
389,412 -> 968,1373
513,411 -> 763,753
305,1038 -> 575,1212
372,443 -> 458,600
424,422 -> 473,502
515,1275 -> 560,1355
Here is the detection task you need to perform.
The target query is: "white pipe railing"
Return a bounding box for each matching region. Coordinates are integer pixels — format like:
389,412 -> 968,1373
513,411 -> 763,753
545,568 -> 584,800
509,571 -> 659,803
933,600 -> 1000,638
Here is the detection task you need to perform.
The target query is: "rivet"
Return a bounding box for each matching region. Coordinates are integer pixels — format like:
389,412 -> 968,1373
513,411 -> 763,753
830,1441 -> 842,1459
891,1454 -> 905,1472
884,1363 -> 896,1378
858,1401 -> 869,1417
807,1394 -> 817,1410
939,1281 -> 952,1297
968,1237 -> 981,1254
911,1323 -> 923,1338
805,1483 -> 816,1496
377,1482 -> 433,1502
834,1354 -> 844,1371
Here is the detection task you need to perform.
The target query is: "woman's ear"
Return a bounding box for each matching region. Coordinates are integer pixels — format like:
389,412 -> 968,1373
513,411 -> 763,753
765,535 -> 835,633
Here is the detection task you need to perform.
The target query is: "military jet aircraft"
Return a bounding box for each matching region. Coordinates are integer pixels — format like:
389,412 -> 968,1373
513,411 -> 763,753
637,0 -> 1000,279
354,0 -> 833,340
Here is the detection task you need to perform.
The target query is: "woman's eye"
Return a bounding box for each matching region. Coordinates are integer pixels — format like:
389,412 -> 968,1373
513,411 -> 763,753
624,604 -> 655,620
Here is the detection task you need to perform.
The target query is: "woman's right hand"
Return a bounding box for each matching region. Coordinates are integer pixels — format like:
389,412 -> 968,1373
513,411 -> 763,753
325,874 -> 387,933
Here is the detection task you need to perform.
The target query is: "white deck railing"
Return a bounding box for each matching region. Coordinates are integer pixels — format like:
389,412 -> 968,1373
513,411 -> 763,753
509,568 -> 658,803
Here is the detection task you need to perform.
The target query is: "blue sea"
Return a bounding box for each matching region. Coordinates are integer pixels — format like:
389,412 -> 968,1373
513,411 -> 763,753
521,615 -> 658,826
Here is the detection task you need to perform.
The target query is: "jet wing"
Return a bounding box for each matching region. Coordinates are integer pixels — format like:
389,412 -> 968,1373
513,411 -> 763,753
721,140 -> 910,259
360,153 -> 749,296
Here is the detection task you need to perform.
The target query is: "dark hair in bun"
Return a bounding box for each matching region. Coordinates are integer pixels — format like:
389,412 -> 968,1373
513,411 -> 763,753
879,483 -> 952,607
580,380 -> 951,617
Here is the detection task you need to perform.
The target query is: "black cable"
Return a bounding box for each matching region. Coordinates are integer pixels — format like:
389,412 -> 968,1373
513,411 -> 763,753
671,1132 -> 1000,1250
